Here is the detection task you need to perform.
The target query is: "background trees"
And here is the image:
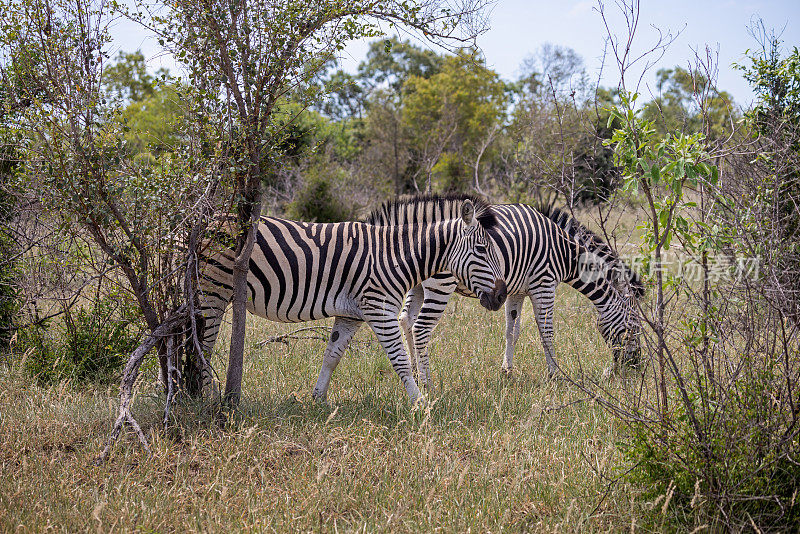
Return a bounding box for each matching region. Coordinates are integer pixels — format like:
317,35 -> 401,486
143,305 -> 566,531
402,49 -> 506,192
642,66 -> 738,139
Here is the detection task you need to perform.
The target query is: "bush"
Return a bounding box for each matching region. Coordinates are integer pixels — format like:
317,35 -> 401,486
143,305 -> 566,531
0,224 -> 17,354
606,69 -> 800,530
0,142 -> 20,355
431,152 -> 471,192
622,367 -> 800,529
571,129 -> 620,205
737,37 -> 800,321
21,295 -> 141,385
285,171 -> 354,223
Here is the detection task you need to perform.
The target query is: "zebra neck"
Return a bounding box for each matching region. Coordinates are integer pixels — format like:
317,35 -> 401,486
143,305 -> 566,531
563,247 -> 621,313
566,275 -> 618,312
377,221 -> 456,293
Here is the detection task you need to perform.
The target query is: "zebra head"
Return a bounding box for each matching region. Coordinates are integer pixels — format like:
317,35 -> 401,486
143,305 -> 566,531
595,268 -> 643,368
570,224 -> 645,370
599,305 -> 641,368
447,200 -> 507,311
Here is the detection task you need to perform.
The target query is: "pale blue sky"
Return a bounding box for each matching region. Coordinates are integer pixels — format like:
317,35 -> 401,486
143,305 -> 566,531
473,0 -> 800,106
115,0 -> 800,107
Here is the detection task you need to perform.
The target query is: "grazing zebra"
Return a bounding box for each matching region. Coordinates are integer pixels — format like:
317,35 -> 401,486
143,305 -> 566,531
366,194 -> 643,385
196,197 -> 507,403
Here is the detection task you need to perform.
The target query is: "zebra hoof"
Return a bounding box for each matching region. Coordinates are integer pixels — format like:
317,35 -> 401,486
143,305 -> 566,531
311,390 -> 328,405
411,394 -> 429,411
501,365 -> 514,375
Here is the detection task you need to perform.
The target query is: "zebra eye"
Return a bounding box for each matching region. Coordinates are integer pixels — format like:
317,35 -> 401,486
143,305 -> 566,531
475,244 -> 487,254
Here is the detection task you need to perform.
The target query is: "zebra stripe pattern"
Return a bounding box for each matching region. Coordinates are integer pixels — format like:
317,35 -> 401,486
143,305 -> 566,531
196,198 -> 507,403
368,194 -> 643,384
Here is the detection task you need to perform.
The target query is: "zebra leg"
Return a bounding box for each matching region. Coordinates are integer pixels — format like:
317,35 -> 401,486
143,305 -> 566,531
529,284 -> 559,378
501,294 -> 525,373
188,300 -> 228,394
412,277 -> 457,388
364,310 -> 422,403
311,317 -> 362,402
399,285 -> 424,380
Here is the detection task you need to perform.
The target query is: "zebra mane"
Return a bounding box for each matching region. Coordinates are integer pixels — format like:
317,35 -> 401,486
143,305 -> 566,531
363,193 -> 498,230
539,205 -> 645,298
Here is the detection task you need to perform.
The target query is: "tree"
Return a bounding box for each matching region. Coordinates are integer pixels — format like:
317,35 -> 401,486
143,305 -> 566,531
150,0 -> 491,406
1,0 -> 223,400
736,25 -> 800,320
402,48 -> 506,192
317,37 -> 444,122
505,44 -> 595,206
642,66 -> 737,140
319,68 -> 366,122
517,42 -> 589,101
102,50 -> 166,103
608,91 -> 719,417
119,83 -> 184,154
101,51 -> 184,155
359,37 -> 444,93
315,38 -> 448,196
358,87 -> 413,195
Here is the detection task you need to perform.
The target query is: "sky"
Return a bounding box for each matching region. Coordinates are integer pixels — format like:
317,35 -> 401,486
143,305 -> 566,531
115,0 -> 800,108
476,0 -> 800,106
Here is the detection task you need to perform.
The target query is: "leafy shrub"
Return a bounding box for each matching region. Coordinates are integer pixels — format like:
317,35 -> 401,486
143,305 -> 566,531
607,69 -> 800,530
285,171 -> 354,223
0,148 -> 20,355
431,152 -> 471,192
0,236 -> 17,354
21,295 -> 141,385
571,124 -> 620,205
622,366 -> 800,529
736,37 -> 800,321
0,262 -> 19,354
0,218 -> 17,354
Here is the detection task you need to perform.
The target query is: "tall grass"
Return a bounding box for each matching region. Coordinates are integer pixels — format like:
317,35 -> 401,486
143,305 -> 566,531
0,290 -> 656,532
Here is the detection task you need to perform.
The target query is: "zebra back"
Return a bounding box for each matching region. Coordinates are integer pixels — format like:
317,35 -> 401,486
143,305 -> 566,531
538,205 -> 644,297
364,193 -> 498,230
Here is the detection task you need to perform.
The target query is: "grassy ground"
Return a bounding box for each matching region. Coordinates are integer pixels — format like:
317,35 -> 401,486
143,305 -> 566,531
0,288 -> 657,532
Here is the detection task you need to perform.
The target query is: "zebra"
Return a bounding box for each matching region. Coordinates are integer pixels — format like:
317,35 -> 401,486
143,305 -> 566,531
365,194 -> 643,385
196,197 -> 507,403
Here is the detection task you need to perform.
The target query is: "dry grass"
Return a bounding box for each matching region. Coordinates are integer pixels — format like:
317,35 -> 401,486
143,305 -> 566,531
0,289 -> 657,532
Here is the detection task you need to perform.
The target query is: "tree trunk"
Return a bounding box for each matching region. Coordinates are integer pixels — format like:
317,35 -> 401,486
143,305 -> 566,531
223,197 -> 262,407
182,343 -> 202,396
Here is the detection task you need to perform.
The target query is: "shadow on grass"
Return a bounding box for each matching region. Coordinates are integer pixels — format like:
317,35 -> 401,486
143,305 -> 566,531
136,370 -> 561,443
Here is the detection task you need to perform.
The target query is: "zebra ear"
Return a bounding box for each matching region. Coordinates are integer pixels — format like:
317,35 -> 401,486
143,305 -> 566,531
461,200 -> 476,226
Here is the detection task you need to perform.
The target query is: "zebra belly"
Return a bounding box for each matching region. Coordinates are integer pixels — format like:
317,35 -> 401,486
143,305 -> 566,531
244,284 -> 362,323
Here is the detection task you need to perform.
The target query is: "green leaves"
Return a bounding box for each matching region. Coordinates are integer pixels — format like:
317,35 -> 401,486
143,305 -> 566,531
401,48 -> 506,190
607,90 -> 723,276
650,164 -> 660,185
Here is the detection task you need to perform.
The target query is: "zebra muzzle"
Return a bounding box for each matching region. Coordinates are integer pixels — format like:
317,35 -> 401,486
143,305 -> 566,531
479,278 -> 507,311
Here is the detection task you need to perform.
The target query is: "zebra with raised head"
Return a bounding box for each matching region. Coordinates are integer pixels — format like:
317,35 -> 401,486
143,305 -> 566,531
196,196 -> 507,403
366,194 -> 643,385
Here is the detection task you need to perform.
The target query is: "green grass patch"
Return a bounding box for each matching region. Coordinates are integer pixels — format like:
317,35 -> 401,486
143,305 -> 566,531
0,292 -> 655,532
